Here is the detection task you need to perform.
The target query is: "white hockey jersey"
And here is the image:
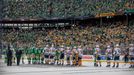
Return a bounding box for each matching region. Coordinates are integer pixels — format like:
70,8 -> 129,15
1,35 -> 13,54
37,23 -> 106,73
129,47 -> 134,56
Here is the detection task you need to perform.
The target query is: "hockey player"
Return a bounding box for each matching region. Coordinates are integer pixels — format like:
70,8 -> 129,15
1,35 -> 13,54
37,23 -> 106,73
59,45 -> 65,65
44,45 -> 50,64
78,46 -> 83,66
51,49 -> 55,65
129,44 -> 134,68
40,47 -> 44,64
123,46 -> 129,67
32,47 -> 37,64
94,45 -> 102,67
35,47 -> 39,64
37,47 -> 43,64
49,44 -> 55,65
72,46 -> 77,66
105,45 -> 112,67
43,45 -> 48,64
112,44 -> 121,68
66,47 -> 71,66
21,47 -> 25,64
26,47 -> 31,64
55,48 -> 60,65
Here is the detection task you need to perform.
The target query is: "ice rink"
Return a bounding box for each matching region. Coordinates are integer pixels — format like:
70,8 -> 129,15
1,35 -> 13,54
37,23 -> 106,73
0,59 -> 134,75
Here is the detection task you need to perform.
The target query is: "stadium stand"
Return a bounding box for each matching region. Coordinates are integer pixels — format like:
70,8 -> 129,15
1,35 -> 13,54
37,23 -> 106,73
2,0 -> 134,19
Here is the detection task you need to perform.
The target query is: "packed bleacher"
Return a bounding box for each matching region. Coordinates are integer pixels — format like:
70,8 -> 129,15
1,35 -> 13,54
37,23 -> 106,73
1,0 -> 134,55
1,20 -> 134,55
2,0 -> 134,19
1,0 -> 134,68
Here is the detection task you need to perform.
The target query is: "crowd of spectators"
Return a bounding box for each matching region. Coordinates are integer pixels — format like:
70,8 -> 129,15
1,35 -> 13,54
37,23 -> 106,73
1,0 -> 134,55
1,20 -> 134,55
2,0 -> 134,19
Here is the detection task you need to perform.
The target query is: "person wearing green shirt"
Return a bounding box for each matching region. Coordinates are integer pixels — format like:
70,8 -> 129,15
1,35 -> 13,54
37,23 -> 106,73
40,48 -> 44,64
4,49 -> 7,63
36,47 -> 42,64
20,47 -> 25,64
34,48 -> 38,64
55,48 -> 60,65
31,47 -> 36,64
93,48 -> 96,67
26,47 -> 31,64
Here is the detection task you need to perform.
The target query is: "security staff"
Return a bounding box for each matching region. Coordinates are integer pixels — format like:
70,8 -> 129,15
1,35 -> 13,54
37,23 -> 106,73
15,49 -> 22,66
6,44 -> 13,66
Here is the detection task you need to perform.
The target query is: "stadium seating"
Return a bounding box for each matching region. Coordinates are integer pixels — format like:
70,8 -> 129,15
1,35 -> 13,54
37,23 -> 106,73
2,21 -> 134,50
2,0 -> 134,19
1,0 -> 134,55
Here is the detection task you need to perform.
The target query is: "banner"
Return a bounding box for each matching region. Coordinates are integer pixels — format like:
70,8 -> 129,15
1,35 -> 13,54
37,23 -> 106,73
82,55 -> 94,60
96,12 -> 115,17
